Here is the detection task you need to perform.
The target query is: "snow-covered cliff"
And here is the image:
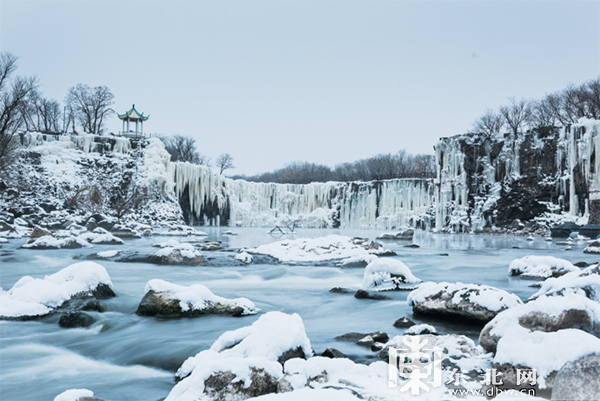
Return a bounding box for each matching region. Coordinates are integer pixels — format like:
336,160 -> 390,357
434,118 -> 600,232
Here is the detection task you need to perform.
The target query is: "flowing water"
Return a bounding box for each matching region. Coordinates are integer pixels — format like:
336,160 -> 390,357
1,228 -> 597,401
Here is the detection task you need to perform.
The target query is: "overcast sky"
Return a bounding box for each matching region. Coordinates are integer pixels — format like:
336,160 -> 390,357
1,1 -> 599,175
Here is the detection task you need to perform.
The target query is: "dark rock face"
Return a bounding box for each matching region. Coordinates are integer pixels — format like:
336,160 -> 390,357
551,353 -> 600,401
136,290 -> 246,318
28,226 -> 52,243
59,311 -> 95,328
354,289 -> 391,300
204,368 -> 279,401
321,347 -> 347,359
116,250 -> 207,266
335,331 -> 389,344
329,287 -> 353,294
277,347 -> 307,365
393,316 -> 415,328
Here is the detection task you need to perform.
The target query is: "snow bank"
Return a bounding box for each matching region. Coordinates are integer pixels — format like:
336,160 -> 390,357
167,312 -> 312,401
0,262 -> 113,318
78,230 -> 124,245
494,326 -> 600,388
508,255 -> 578,278
144,279 -> 258,316
53,389 -> 94,401
249,235 -> 388,263
360,258 -> 421,291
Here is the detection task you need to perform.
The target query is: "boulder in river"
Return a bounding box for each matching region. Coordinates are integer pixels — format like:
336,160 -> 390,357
361,258 -> 421,291
551,353 -> 600,400
136,279 -> 258,318
509,255 -> 579,278
407,282 -> 522,323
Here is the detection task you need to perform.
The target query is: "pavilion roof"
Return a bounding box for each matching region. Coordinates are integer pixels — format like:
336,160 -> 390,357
118,104 -> 149,121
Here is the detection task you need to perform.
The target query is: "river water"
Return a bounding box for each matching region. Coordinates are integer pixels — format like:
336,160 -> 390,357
1,228 -> 597,401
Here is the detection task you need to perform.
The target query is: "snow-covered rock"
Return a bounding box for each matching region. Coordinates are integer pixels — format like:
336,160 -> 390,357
584,240 -> 600,254
479,293 -> 600,353
404,323 -> 438,335
531,264 -> 600,302
22,235 -> 92,249
0,261 -> 115,319
551,353 -> 600,401
249,235 -> 390,264
338,254 -> 378,267
136,279 -> 258,318
407,282 -> 522,323
508,255 -> 579,278
166,312 -> 312,401
492,326 -> 600,391
235,251 -> 253,264
77,231 -> 124,245
53,389 -> 96,401
150,241 -> 205,265
376,228 -> 414,240
360,258 -> 421,291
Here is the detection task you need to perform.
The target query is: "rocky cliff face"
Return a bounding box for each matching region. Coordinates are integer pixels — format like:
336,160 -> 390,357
434,118 -> 600,233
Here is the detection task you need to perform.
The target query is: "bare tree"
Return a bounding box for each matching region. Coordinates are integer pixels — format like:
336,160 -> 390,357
0,52 -> 37,175
499,97 -> 532,137
529,97 -> 559,129
157,134 -> 210,165
472,109 -> 504,136
65,84 -> 114,135
20,89 -> 62,133
583,77 -> 600,119
216,153 -> 234,174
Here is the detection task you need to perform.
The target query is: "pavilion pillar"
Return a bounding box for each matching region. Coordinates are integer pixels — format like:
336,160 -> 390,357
141,121 -> 143,135
122,120 -> 125,134
127,119 -> 130,132
136,120 -> 139,135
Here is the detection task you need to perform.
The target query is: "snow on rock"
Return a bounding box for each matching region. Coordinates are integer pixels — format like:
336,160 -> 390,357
249,235 -> 389,264
96,250 -> 120,258
404,323 -> 438,335
408,282 -> 522,323
360,258 -> 421,291
338,254 -> 378,268
551,353 -> 600,401
235,251 -> 253,264
0,262 -> 114,319
376,228 -> 414,240
154,225 -> 208,236
584,240 -> 600,254
77,231 -> 124,245
479,293 -> 600,353
53,389 -> 95,401
166,312 -> 312,401
150,240 -> 206,265
136,279 -> 258,318
493,326 -> 600,390
508,255 -> 579,278
22,235 -> 92,250
531,264 -> 600,302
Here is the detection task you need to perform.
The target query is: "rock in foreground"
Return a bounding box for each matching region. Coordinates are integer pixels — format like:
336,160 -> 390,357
136,279 -> 258,318
0,261 -> 115,320
407,282 -> 522,323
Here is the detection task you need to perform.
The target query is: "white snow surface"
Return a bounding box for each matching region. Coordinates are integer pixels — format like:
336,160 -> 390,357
53,389 -> 94,401
0,262 -> 113,318
235,251 -> 253,264
145,279 -> 258,315
167,312 -> 312,401
407,282 -> 523,312
249,235 -> 386,263
508,255 -> 578,278
404,323 -> 438,335
531,265 -> 600,301
494,326 -> 600,388
22,235 -> 92,249
360,258 -> 421,291
153,240 -> 201,259
485,293 -> 600,342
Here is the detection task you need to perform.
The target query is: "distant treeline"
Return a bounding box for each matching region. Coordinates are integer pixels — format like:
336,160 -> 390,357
230,151 -> 436,184
471,76 -> 600,136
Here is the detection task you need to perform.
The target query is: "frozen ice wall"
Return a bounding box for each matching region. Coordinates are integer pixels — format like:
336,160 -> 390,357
435,118 -> 600,232
169,162 -> 435,229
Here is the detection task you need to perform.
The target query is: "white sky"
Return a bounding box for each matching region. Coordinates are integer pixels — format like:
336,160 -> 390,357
1,1 -> 599,175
